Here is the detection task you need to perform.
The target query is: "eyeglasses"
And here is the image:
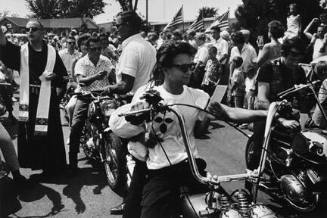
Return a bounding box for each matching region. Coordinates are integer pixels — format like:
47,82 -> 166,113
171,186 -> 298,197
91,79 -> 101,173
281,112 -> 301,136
171,63 -> 196,73
25,27 -> 40,33
89,47 -> 102,52
67,41 -> 75,45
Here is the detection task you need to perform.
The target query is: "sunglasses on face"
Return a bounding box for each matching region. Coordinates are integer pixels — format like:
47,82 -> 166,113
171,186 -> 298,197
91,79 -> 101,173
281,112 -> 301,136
89,47 -> 102,52
171,63 -> 196,73
25,27 -> 40,33
67,41 -> 75,45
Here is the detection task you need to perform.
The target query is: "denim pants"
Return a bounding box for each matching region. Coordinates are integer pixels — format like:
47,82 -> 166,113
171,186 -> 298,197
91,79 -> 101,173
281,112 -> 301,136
69,97 -> 90,155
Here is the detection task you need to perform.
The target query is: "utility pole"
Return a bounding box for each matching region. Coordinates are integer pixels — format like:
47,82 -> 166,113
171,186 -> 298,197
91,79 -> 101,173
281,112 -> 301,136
146,0 -> 148,23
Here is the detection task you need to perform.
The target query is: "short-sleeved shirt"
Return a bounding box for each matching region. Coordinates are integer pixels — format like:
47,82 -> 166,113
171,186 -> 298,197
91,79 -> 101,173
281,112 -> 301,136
230,43 -> 257,73
202,57 -> 221,85
257,58 -> 306,102
231,68 -> 245,96
74,54 -> 113,92
59,48 -> 81,76
194,44 -> 209,64
116,33 -> 156,94
212,38 -> 229,64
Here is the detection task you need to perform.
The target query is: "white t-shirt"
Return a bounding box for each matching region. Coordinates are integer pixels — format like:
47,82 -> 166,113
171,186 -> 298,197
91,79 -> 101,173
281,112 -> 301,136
59,48 -> 81,76
313,38 -> 327,60
109,85 -> 210,169
116,33 -> 156,94
212,38 -> 229,64
194,44 -> 209,64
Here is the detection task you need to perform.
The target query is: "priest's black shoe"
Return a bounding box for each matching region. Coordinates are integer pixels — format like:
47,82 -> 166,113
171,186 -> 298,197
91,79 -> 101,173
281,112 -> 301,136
110,202 -> 125,215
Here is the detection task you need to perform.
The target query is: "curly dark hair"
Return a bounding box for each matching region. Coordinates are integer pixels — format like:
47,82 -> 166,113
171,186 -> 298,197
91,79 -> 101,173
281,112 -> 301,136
268,20 -> 284,39
150,41 -> 196,85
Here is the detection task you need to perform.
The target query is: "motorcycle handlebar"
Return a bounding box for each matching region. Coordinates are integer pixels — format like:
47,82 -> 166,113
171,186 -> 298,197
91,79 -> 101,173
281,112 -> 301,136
277,80 -> 320,99
73,91 -> 111,101
118,103 -> 262,186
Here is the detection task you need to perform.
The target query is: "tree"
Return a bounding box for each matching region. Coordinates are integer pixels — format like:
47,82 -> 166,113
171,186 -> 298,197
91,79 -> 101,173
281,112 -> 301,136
26,0 -> 106,18
198,7 -> 217,19
235,0 -> 322,45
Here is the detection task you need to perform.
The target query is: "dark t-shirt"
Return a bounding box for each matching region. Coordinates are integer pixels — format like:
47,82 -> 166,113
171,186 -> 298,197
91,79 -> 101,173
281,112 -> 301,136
257,58 -> 306,102
0,41 -> 67,88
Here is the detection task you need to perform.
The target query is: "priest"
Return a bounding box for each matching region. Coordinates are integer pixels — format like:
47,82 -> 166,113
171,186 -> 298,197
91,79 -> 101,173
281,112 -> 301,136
0,20 -> 68,175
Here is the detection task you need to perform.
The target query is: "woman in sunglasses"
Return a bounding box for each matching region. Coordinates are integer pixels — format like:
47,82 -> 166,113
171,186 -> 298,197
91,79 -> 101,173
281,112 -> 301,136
110,41 -> 267,218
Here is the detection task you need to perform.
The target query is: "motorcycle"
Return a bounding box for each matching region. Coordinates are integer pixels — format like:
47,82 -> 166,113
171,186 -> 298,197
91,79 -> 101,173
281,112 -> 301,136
118,90 -> 278,218
77,91 -> 132,195
245,80 -> 327,212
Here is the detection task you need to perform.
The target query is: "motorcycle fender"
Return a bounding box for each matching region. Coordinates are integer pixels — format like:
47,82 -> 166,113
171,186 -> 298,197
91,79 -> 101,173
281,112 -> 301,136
180,193 -> 218,218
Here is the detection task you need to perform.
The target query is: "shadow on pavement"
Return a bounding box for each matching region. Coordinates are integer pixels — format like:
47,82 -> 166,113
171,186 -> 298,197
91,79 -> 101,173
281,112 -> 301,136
27,165 -> 107,215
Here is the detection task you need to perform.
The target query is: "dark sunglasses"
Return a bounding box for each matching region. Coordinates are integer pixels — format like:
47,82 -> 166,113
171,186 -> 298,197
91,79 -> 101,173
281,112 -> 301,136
89,47 -> 102,52
25,27 -> 40,32
67,41 -> 75,45
171,63 -> 196,73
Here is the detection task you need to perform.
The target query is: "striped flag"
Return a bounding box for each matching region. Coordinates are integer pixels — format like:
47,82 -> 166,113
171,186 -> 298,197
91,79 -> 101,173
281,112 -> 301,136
163,6 -> 184,31
207,10 -> 230,31
188,16 -> 204,32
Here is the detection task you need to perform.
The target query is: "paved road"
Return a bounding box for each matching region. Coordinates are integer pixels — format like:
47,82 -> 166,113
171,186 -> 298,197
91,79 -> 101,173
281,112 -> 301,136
2,108 -> 327,217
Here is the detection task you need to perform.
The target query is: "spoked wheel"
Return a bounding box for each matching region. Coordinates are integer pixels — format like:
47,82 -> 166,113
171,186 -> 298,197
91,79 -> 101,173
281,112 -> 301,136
80,120 -> 99,160
102,132 -> 127,196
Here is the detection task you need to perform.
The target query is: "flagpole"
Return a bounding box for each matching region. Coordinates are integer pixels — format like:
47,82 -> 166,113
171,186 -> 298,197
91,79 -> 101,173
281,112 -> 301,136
182,5 -> 184,33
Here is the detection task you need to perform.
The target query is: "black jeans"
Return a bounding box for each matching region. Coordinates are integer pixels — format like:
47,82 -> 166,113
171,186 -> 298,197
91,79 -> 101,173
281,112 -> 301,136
123,160 -> 147,218
140,159 -> 208,218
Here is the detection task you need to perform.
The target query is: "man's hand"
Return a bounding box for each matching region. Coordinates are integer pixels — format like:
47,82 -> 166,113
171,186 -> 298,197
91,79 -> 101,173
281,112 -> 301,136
45,73 -> 57,81
279,118 -> 300,130
207,102 -> 227,119
125,101 -> 151,125
96,71 -> 107,80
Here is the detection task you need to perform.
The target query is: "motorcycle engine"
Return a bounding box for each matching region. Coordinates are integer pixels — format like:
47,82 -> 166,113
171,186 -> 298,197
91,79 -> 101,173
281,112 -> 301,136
280,173 -> 317,210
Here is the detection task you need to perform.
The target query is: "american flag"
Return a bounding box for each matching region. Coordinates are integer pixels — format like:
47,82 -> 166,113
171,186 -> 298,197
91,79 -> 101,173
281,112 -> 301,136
207,10 -> 230,31
188,16 -> 204,32
163,6 -> 184,31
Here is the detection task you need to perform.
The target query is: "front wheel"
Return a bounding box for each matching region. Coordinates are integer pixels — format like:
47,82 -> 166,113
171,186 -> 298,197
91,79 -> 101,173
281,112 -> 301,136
102,132 -> 127,196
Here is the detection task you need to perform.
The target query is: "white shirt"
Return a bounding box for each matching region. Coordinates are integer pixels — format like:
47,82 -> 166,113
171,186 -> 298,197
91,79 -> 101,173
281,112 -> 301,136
212,38 -> 229,64
194,44 -> 209,64
230,43 -> 257,73
116,33 -> 156,94
313,38 -> 327,60
74,54 -> 113,92
59,48 -> 80,76
109,85 -> 210,169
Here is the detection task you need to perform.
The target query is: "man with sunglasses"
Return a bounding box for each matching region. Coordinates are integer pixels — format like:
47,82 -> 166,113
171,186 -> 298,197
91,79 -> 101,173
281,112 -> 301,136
67,36 -> 114,174
59,36 -> 80,79
108,10 -> 156,216
0,20 -> 68,175
105,11 -> 156,96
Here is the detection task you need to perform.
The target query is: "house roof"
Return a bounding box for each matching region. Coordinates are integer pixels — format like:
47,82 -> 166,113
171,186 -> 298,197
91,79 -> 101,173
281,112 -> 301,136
1,17 -> 98,29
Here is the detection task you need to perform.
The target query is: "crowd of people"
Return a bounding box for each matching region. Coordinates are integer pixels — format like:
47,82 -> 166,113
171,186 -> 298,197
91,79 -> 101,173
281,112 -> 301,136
1,2 -> 327,217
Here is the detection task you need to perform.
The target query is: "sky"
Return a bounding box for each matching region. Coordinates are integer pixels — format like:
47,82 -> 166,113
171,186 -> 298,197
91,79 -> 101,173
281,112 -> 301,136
0,0 -> 242,24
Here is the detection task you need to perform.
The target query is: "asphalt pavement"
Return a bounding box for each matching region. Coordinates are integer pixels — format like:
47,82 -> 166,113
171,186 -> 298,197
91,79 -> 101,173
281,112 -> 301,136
1,102 -> 327,218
